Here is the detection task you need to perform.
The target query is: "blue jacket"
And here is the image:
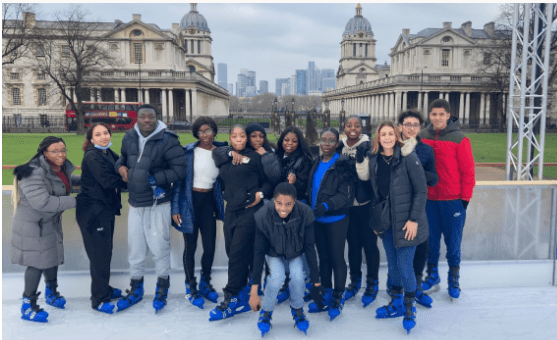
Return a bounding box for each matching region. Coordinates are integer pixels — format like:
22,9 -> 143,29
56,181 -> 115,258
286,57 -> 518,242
171,141 -> 227,233
401,136 -> 438,187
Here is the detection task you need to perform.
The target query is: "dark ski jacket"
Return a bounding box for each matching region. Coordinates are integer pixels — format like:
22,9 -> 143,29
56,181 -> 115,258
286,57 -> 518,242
171,141 -> 227,233
246,145 -> 283,189
77,147 -> 127,232
401,136 -> 438,187
115,124 -> 187,208
359,145 -> 429,248
280,148 -> 313,202
212,146 -> 273,211
307,153 -> 355,217
252,200 -> 320,285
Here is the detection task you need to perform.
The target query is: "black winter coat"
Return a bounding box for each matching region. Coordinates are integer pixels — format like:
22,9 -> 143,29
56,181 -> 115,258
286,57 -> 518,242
336,140 -> 372,204
212,146 -> 273,211
252,200 -> 320,285
280,148 -> 313,202
307,154 -> 355,217
115,127 -> 187,207
366,145 -> 429,248
77,147 -> 127,232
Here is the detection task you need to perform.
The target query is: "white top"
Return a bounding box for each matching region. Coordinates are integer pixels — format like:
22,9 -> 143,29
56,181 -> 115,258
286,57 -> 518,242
193,147 -> 219,189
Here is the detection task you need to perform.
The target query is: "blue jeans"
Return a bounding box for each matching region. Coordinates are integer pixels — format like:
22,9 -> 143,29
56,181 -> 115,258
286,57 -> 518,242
426,200 -> 466,268
382,230 -> 417,293
261,256 -> 305,312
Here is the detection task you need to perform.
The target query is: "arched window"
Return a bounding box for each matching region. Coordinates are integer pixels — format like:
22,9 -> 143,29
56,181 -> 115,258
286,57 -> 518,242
442,36 -> 452,43
189,65 -> 196,72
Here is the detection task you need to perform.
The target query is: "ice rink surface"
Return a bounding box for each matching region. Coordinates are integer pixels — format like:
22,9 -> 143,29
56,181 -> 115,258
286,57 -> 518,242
2,270 -> 557,340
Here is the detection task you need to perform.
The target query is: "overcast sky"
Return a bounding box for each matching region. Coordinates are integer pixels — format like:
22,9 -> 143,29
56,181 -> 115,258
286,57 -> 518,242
35,2 -> 503,93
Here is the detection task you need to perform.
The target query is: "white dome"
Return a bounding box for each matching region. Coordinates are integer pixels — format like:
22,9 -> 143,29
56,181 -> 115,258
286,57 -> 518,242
343,4 -> 372,35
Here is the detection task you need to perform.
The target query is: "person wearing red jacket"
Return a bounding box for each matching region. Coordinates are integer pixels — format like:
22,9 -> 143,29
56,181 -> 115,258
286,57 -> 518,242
417,99 -> 475,301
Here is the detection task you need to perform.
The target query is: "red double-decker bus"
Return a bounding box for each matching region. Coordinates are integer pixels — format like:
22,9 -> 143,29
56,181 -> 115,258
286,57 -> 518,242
65,102 -> 141,132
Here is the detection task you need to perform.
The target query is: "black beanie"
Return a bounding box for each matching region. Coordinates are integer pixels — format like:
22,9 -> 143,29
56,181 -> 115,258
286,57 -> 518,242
245,122 -> 266,138
274,182 -> 297,200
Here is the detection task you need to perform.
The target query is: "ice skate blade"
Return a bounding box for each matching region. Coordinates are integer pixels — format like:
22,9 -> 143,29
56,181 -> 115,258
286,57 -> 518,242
424,284 -> 440,295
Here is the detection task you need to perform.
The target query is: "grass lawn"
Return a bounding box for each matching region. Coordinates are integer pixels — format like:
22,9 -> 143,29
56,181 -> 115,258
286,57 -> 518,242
2,132 -> 556,184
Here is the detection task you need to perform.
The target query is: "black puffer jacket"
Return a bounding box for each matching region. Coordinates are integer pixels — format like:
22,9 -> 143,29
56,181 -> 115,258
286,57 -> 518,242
252,200 -> 320,285
77,147 -> 127,231
280,148 -> 313,202
212,146 -> 273,211
115,126 -> 187,207
365,145 -> 429,248
307,154 -> 355,217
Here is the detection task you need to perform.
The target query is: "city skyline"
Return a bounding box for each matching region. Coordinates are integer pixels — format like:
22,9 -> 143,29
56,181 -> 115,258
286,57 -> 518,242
34,2 -> 502,93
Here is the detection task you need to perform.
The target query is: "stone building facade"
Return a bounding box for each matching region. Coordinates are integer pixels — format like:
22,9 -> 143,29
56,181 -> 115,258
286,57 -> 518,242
324,4 -> 556,129
2,4 -> 229,124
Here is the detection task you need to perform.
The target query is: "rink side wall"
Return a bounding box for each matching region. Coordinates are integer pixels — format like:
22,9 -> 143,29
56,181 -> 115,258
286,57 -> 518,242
3,181 -> 557,290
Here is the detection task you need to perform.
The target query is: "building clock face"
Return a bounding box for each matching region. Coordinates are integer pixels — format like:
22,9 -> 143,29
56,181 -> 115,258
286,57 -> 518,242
359,32 -> 364,38
189,28 -> 196,35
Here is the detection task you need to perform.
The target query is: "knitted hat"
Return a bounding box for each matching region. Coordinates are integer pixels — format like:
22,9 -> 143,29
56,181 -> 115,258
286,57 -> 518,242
273,182 -> 297,200
245,122 -> 266,138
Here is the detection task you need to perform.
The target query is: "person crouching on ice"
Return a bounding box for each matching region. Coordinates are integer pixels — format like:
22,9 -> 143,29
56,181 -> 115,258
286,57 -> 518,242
249,183 -> 325,337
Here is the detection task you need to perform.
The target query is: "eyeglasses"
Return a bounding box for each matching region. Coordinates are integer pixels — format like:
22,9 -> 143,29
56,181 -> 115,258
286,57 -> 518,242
319,138 -> 337,145
46,149 -> 67,155
403,123 -> 421,129
198,129 -> 214,136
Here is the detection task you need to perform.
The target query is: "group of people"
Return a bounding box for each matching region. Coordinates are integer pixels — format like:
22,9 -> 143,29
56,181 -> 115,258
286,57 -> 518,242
11,99 -> 475,335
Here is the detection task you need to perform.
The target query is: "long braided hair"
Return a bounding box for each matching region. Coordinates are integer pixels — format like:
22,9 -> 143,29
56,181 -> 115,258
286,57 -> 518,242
12,136 -> 66,213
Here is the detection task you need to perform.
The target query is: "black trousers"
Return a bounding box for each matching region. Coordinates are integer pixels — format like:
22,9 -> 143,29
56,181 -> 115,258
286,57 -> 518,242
222,202 -> 262,298
78,211 -> 116,308
24,266 -> 58,297
314,217 -> 350,293
183,191 -> 217,282
413,238 -> 429,282
347,204 -> 380,284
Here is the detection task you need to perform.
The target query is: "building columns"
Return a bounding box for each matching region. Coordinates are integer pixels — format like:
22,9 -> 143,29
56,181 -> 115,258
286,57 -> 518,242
191,88 -> 198,121
121,88 -> 126,102
114,88 -> 120,103
445,92 -> 449,101
417,92 -> 423,112
485,93 -> 491,127
162,89 -> 168,122
480,92 -> 486,126
90,88 -> 95,102
185,89 -> 190,121
168,89 -> 174,120
439,92 -> 444,99
423,92 -> 429,118
402,91 -> 407,110
459,92 -> 465,125
465,92 -> 471,126
144,88 -> 150,104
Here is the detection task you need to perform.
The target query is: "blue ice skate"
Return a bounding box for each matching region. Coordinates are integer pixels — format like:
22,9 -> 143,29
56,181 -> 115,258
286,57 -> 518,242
209,293 -> 250,321
421,265 -> 441,293
415,288 -> 433,308
328,291 -> 345,321
376,293 -> 404,319
186,279 -> 204,309
291,307 -> 309,335
153,277 -> 170,313
257,310 -> 273,337
362,279 -> 379,308
21,293 -> 48,323
308,288 -> 332,313
109,287 -> 122,300
448,267 -> 461,301
96,301 -> 115,314
45,282 -> 66,309
402,296 -> 416,334
344,276 -> 361,301
116,278 -> 144,312
199,275 -> 219,303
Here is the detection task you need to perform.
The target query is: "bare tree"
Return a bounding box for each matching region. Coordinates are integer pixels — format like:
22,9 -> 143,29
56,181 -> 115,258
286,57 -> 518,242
2,3 -> 36,65
31,5 -> 117,134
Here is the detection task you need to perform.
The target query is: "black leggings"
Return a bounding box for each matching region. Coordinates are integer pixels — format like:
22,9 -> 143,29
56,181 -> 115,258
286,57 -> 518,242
347,204 -> 380,284
24,266 -> 58,297
222,203 -> 261,298
183,191 -> 217,282
314,218 -> 349,293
